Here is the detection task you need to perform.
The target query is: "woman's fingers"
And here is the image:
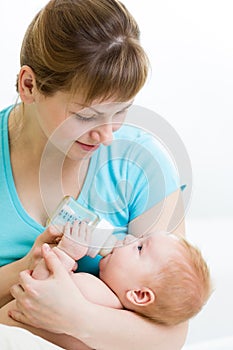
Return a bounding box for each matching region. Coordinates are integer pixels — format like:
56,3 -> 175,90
41,243 -> 67,277
44,225 -> 63,243
8,308 -> 26,324
10,283 -> 24,300
10,271 -> 38,310
9,245 -> 88,334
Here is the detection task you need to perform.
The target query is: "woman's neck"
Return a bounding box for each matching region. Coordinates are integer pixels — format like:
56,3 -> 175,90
9,103 -> 49,161
8,103 -> 90,224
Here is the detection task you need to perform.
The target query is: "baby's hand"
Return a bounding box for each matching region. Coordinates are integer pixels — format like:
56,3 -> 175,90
58,221 -> 91,260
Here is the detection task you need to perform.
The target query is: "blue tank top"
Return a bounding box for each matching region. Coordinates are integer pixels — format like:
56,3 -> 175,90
0,105 -> 180,275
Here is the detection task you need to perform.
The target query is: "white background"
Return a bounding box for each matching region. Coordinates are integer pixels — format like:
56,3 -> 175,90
0,1 -> 232,347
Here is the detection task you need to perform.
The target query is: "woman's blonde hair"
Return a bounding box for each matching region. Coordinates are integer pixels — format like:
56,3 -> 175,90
18,0 -> 149,104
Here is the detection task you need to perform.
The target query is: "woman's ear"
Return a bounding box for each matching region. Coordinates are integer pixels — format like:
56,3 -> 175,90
126,287 -> 155,306
18,65 -> 37,104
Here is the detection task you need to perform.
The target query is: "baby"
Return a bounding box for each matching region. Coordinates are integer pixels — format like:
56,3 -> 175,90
33,221 -> 212,326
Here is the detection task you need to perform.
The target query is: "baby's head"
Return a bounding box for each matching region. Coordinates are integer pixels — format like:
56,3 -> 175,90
99,231 -> 212,325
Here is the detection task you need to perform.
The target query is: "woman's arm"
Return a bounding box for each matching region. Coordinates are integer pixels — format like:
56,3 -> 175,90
0,226 -> 62,307
0,258 -> 29,307
128,189 -> 186,237
9,244 -> 188,350
0,300 -> 91,350
69,189 -> 188,350
9,191 -> 188,350
0,272 -> 121,350
80,305 -> 188,350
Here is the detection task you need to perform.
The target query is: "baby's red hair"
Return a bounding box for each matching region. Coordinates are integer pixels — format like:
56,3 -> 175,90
133,236 -> 212,325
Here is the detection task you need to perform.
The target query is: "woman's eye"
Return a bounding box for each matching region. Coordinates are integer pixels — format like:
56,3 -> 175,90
74,113 -> 97,122
114,109 -> 128,118
115,111 -> 123,116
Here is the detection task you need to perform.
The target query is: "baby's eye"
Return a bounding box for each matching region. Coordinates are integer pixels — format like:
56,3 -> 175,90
137,245 -> 143,252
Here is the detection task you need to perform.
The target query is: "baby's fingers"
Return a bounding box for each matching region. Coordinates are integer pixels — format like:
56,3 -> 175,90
71,220 -> 81,241
64,222 -> 71,238
79,221 -> 92,246
71,220 -> 88,243
84,223 -> 92,245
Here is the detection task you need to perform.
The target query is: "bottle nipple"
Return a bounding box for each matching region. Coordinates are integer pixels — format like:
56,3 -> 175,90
98,234 -> 119,257
87,219 -> 118,258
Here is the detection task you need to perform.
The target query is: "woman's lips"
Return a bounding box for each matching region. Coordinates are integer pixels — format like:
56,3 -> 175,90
76,141 -> 100,152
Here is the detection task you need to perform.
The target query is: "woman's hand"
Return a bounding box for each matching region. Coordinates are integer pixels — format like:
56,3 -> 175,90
9,243 -> 188,350
0,226 -> 63,307
22,226 -> 62,271
9,244 -> 89,336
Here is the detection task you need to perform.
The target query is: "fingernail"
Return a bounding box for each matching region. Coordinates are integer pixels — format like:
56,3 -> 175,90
49,225 -> 57,233
43,243 -> 51,252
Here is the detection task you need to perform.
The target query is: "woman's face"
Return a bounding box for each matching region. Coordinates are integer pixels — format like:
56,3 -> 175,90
33,91 -> 133,160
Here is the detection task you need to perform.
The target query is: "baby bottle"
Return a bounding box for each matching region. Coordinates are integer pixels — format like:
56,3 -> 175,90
86,218 -> 119,257
48,196 -> 119,258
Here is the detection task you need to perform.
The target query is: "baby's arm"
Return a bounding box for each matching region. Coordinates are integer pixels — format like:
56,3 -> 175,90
33,221 -> 89,280
72,272 -> 123,310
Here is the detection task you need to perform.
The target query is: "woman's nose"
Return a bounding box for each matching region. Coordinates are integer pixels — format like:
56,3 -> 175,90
90,123 -> 113,146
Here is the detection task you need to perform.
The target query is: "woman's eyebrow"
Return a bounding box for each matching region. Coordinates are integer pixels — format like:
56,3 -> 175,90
85,107 -> 104,116
120,102 -> 133,111
89,102 -> 133,115
73,102 -> 134,115
71,103 -> 104,115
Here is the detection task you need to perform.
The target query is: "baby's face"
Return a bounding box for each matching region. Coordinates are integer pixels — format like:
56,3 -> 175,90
99,231 -> 182,298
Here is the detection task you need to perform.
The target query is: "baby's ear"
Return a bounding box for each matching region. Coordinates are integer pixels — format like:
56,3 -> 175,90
126,287 -> 155,306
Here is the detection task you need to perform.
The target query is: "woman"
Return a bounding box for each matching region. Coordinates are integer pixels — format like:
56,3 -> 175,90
0,0 -> 188,349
